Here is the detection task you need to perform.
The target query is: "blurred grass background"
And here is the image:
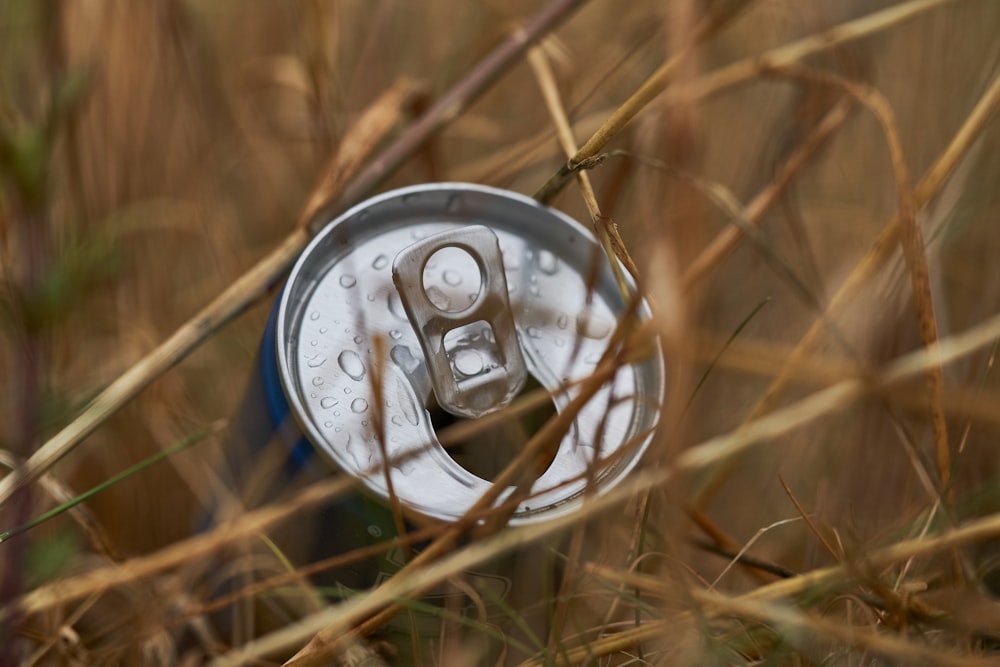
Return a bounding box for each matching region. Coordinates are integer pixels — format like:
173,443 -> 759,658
3,0 -> 1000,664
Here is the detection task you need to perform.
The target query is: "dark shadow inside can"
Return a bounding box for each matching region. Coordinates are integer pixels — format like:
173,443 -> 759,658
428,374 -> 558,483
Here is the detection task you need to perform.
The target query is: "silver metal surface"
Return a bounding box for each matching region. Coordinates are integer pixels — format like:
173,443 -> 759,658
393,225 -> 527,419
276,183 -> 663,524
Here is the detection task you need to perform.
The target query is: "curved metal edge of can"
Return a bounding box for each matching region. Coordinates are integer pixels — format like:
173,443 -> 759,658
274,182 -> 666,525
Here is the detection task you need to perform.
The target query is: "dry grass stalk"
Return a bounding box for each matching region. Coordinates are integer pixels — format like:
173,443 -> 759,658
763,62 -> 953,498
743,66 -> 1000,423
778,475 -> 844,563
685,503 -> 776,585
296,80 -> 427,230
527,47 -> 636,320
14,302 -> 1000,663
0,451 -> 119,563
534,0 -> 954,205
10,474 -> 355,620
689,588 -> 994,667
283,350 -> 633,666
5,2 -> 998,665
694,66 -> 1000,508
0,0 -> 590,515
532,0 -> 752,204
681,331 -> 1000,427
680,100 -> 853,291
672,0 -> 963,105
541,494 -> 1000,667
205,296 -> 1000,666
11,375 -> 570,622
527,43 -> 638,288
303,0 -> 590,235
529,43 -> 640,644
0,226 -> 306,499
0,78 -> 425,513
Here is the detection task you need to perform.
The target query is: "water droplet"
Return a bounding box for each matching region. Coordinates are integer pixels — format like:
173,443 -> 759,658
324,421 -> 333,428
372,254 -> 388,270
320,396 -> 339,409
391,345 -> 420,374
319,326 -> 328,334
351,398 -> 369,413
529,286 -> 541,297
309,393 -> 316,399
305,353 -> 327,368
353,335 -> 363,344
556,314 -> 569,329
577,313 -> 613,339
393,456 -> 416,475
397,377 -> 420,426
526,326 -> 542,339
585,352 -> 602,364
339,274 -> 357,288
309,311 -> 321,321
502,250 -> 520,271
338,350 -> 366,381
425,285 -> 452,310
554,338 -> 565,348
344,434 -> 369,468
312,377 -> 324,386
390,415 -> 403,427
538,250 -> 559,275
454,349 -> 485,377
366,293 -> 375,302
333,411 -> 341,417
388,293 -> 409,321
310,339 -> 318,347
390,330 -> 402,340
344,387 -> 352,395
442,269 -> 462,286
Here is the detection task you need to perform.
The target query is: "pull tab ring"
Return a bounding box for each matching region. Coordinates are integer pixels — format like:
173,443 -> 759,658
392,225 -> 527,418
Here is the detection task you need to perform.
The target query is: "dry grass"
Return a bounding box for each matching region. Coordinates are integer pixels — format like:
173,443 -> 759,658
3,0 -> 1000,665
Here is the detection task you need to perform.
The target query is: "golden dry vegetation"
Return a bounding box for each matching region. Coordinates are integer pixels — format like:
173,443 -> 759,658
2,0 -> 1000,665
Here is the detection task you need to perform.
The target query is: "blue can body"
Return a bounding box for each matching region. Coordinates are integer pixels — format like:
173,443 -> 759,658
226,299 -> 402,594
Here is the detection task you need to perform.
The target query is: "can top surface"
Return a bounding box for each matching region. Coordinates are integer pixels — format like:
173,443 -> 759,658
277,183 -> 663,524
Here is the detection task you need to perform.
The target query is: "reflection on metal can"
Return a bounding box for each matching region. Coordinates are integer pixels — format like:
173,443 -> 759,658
226,182 -> 664,663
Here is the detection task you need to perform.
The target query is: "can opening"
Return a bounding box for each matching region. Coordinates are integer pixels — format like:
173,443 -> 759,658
428,374 -> 558,483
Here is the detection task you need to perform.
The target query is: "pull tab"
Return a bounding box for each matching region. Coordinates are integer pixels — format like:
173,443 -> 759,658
392,226 -> 527,419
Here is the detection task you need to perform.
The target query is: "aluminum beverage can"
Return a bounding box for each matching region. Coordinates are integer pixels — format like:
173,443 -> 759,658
228,182 -> 664,662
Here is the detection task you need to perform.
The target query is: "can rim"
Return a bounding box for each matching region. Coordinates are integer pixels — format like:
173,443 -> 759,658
275,182 -> 664,524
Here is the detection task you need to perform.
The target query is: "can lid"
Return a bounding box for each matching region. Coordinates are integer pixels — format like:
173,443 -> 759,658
276,183 -> 663,524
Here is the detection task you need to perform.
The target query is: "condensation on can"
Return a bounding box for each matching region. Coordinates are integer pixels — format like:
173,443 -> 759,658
228,182 -> 664,662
